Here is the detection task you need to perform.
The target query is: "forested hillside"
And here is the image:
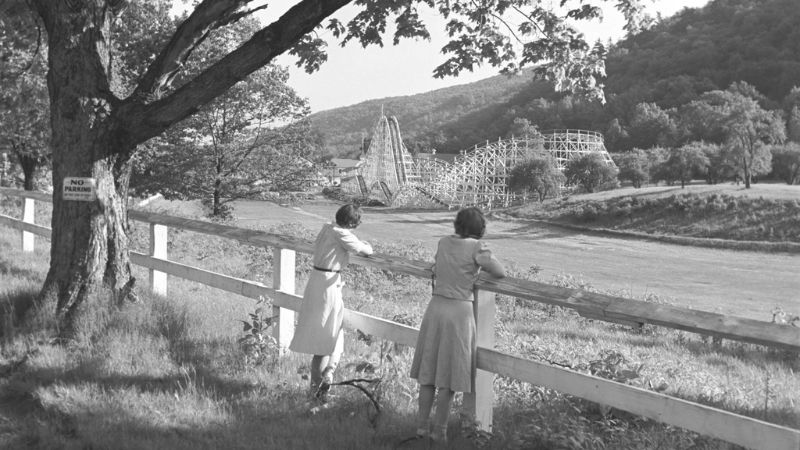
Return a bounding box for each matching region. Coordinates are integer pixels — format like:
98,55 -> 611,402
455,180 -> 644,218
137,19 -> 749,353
605,0 -> 800,108
308,71 -> 544,158
309,0 -> 800,158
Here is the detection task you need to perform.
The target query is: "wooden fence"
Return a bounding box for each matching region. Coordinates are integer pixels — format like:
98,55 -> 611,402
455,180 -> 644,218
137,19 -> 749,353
1,187 -> 799,450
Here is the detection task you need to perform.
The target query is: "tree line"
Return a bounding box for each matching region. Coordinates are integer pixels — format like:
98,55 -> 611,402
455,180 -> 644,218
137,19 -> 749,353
506,81 -> 800,201
308,0 -> 800,178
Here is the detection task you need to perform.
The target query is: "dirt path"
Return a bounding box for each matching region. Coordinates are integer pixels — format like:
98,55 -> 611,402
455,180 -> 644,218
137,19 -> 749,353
234,200 -> 800,320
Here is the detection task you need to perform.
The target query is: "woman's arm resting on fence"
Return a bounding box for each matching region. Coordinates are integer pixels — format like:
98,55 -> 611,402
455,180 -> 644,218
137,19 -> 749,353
476,241 -> 505,278
336,228 -> 374,256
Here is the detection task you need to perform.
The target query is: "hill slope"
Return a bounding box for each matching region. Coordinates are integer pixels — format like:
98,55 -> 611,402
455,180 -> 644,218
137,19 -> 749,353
606,0 -> 800,108
309,69 -> 547,158
309,0 -> 800,158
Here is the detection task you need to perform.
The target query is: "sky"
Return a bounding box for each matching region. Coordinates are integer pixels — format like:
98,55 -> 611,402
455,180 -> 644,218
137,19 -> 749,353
265,0 -> 712,113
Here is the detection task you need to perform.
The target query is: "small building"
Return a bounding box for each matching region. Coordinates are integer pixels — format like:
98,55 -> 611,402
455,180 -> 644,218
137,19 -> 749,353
327,158 -> 362,186
329,158 -> 362,175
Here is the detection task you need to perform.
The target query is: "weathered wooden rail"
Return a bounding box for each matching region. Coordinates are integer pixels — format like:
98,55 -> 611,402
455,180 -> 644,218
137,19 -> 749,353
1,187 -> 798,450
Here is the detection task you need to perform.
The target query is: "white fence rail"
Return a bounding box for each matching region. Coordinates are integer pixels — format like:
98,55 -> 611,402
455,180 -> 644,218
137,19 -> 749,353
1,187 -> 798,450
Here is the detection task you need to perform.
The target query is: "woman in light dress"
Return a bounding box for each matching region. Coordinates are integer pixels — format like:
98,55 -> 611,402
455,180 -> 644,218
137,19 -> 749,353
289,204 -> 373,401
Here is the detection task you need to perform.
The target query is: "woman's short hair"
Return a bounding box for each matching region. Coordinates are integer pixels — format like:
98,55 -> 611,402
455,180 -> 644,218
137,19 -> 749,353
454,207 -> 486,239
335,204 -> 362,229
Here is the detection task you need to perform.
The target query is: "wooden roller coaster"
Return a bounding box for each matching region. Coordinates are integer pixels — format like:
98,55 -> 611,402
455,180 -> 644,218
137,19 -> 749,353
343,114 -> 615,209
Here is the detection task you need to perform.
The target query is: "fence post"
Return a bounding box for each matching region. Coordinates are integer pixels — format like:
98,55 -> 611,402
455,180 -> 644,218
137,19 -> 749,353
272,248 -> 296,353
149,223 -> 168,296
21,197 -> 35,252
463,288 -> 496,431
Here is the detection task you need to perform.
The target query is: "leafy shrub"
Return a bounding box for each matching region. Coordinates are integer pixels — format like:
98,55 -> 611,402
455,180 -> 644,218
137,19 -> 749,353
613,150 -> 652,188
580,204 -> 599,221
507,156 -> 566,202
564,153 -> 620,193
238,296 -> 280,367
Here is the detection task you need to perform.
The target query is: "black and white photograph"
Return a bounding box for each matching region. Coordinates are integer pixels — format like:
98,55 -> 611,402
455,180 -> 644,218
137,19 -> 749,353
1,0 -> 798,448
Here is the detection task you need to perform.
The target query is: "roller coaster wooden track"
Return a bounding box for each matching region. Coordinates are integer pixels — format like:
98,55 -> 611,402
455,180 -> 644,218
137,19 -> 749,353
347,115 -> 615,209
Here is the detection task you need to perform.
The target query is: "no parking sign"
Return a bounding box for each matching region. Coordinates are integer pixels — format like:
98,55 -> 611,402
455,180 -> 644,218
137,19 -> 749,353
63,177 -> 97,201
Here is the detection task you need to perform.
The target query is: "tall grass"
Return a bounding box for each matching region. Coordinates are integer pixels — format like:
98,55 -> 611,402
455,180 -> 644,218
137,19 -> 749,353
1,203 -> 798,449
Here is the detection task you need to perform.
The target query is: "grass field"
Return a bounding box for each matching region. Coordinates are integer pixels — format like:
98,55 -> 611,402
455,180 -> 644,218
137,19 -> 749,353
1,196 -> 799,449
511,183 -> 800,243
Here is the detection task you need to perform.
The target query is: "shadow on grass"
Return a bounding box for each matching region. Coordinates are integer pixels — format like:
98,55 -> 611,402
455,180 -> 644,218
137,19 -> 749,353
0,257 -> 44,283
0,353 -> 422,450
528,322 -> 800,369
678,338 -> 800,372
486,227 -> 569,241
385,217 -> 453,226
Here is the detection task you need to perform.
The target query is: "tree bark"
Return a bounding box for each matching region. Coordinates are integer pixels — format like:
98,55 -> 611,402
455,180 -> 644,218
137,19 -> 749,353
35,3 -> 135,335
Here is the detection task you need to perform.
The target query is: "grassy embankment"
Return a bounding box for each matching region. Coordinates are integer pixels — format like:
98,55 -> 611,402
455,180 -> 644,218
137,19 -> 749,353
509,184 -> 800,249
0,196 -> 798,449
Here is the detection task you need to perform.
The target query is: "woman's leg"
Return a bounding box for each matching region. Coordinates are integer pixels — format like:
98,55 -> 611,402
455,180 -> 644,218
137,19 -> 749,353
322,332 -> 344,383
432,388 -> 454,442
416,384 -> 435,435
310,355 -> 326,388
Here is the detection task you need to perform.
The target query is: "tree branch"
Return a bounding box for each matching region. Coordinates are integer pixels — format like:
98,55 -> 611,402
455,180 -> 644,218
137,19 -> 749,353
130,0 -> 250,103
26,0 -> 57,33
120,0 -> 351,146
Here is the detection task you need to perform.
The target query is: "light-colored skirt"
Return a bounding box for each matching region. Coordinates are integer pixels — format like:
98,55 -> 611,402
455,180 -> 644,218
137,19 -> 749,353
410,295 -> 476,393
289,270 -> 344,356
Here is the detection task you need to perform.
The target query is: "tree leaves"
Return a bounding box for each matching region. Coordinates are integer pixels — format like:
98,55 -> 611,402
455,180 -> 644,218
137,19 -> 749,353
285,0 -> 652,102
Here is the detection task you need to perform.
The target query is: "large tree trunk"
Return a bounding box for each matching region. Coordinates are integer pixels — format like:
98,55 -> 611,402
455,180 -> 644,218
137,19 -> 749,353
36,3 -> 135,335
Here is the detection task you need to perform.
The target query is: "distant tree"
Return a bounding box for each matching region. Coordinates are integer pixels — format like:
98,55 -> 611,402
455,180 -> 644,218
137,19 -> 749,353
656,142 -> 710,188
564,153 -> 619,193
677,99 -> 728,145
698,142 -> 732,184
686,86 -> 785,188
786,106 -> 800,143
604,118 -> 630,152
783,86 -> 800,114
649,75 -> 715,109
134,119 -> 317,218
130,18 -> 312,218
613,149 -> 650,188
627,102 -> 677,150
507,155 -> 565,202
508,118 -> 539,140
728,80 -> 775,110
0,5 -> 50,190
771,142 -> 800,185
647,147 -> 673,185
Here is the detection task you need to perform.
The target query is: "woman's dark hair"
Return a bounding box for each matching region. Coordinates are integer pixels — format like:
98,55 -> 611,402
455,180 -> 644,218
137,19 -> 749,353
454,207 -> 486,239
335,204 -> 362,229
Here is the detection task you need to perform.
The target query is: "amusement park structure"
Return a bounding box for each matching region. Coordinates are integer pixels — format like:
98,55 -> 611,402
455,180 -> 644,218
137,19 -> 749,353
342,114 -> 615,208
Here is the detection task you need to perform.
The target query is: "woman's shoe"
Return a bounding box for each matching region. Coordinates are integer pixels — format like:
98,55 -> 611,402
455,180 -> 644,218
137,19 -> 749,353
430,425 -> 447,444
321,366 -> 335,385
